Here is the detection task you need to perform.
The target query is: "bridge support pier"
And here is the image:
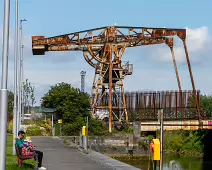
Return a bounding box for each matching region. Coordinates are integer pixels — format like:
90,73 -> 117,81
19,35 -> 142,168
203,130 -> 212,170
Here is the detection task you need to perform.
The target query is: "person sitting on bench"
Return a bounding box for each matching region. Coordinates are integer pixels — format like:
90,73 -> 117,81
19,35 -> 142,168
16,130 -> 46,170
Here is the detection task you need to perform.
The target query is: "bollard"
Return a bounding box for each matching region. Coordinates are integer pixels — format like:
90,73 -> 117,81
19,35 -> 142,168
82,126 -> 87,150
83,136 -> 87,150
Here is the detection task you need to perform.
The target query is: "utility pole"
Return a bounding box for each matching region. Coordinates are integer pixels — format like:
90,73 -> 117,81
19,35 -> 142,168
12,0 -> 19,156
19,19 -> 27,124
86,116 -> 88,150
80,71 -> 86,93
0,0 -> 10,169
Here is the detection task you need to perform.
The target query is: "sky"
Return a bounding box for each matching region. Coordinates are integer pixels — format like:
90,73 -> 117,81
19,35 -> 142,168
0,0 -> 212,105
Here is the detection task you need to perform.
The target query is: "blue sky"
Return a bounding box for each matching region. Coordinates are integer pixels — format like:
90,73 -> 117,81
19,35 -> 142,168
0,0 -> 212,105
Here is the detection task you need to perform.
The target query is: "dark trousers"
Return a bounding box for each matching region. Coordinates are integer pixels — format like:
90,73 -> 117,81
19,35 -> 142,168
34,150 -> 43,167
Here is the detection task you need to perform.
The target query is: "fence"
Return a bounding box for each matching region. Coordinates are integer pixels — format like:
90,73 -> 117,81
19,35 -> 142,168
91,90 -> 210,121
126,90 -> 201,121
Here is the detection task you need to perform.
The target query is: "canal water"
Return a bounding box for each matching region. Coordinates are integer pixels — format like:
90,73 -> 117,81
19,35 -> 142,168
113,154 -> 209,170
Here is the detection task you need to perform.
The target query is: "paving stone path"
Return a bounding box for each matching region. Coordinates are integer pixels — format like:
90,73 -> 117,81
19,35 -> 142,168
31,137 -> 111,170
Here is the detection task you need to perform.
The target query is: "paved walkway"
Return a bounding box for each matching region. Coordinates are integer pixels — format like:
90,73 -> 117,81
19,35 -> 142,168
31,137 -> 111,170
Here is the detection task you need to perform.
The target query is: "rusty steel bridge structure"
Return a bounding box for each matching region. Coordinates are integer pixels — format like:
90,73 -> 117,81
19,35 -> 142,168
31,26 -> 200,132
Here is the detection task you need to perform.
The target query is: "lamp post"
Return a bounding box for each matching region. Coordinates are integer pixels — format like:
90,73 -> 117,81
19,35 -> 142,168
19,19 -> 27,125
12,0 -> 19,156
0,0 -> 11,168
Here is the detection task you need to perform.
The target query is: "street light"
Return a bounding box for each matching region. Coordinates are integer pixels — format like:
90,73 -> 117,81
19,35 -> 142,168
0,0 -> 11,169
12,0 -> 19,156
18,19 -> 27,126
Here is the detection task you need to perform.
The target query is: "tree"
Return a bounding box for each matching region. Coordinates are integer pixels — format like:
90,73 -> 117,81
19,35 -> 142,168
199,95 -> 212,118
41,82 -> 105,135
8,91 -> 14,116
41,82 -> 90,122
188,94 -> 212,118
23,79 -> 36,113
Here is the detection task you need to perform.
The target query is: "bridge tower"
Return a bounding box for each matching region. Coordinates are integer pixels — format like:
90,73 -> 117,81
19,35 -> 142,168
84,46 -> 133,129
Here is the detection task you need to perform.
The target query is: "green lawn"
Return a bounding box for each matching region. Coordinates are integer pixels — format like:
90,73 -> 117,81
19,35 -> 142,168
6,134 -> 36,170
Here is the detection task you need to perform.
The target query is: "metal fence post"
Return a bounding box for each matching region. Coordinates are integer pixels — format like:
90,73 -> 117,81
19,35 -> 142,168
160,109 -> 164,170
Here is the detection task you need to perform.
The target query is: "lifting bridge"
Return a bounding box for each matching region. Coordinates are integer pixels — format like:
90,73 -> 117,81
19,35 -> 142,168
31,26 -> 200,132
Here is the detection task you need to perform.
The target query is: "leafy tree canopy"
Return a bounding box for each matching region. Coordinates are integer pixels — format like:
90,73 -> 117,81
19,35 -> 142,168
200,95 -> 212,117
41,82 -> 106,135
41,82 -> 91,123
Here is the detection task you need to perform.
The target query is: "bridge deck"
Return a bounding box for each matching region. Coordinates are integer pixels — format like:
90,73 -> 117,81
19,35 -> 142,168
140,120 -> 212,131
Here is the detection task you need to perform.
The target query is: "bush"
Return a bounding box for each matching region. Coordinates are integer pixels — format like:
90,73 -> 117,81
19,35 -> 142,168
62,117 -> 106,136
88,118 -> 106,136
40,120 -> 52,136
7,121 -> 13,134
26,125 -> 42,136
121,126 -> 134,134
138,135 -> 154,154
62,117 -> 84,136
55,123 -> 61,136
164,130 -> 204,154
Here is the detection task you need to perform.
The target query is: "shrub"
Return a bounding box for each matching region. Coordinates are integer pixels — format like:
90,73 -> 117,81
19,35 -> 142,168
55,123 -> 61,136
40,120 -> 52,136
138,135 -> 154,154
122,126 -> 134,134
26,125 -> 42,136
164,130 -> 204,154
88,118 -> 105,136
63,117 -> 84,136
62,117 -> 106,136
7,121 -> 13,134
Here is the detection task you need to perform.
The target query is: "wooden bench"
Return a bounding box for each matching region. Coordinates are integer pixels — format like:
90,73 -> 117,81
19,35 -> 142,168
15,144 -> 34,167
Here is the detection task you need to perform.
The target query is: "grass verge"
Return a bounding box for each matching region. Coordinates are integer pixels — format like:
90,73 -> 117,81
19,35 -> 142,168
6,134 -> 36,170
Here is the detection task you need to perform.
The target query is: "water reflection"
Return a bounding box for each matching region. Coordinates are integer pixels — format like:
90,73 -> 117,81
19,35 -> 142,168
115,154 -> 212,170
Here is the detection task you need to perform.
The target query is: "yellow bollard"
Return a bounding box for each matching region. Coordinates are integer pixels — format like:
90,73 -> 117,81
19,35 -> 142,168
82,126 -> 87,136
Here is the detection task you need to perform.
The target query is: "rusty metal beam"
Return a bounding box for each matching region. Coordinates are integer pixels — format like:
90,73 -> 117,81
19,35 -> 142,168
32,37 -> 173,55
32,27 -> 185,46
166,40 -> 182,92
182,40 -> 201,120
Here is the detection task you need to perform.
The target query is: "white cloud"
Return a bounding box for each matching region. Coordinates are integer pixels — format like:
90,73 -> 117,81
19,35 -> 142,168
152,26 -> 212,63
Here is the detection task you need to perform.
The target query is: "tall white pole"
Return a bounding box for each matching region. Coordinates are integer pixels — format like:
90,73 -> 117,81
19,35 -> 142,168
21,33 -> 24,123
12,0 -> 18,156
18,22 -> 21,127
18,21 -> 21,128
0,0 -> 10,168
19,19 -> 26,125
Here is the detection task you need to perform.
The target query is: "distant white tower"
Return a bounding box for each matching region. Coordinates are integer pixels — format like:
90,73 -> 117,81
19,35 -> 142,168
80,71 -> 86,93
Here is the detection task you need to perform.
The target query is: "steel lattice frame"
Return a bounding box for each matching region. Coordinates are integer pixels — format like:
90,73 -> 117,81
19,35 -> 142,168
32,26 -> 200,132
